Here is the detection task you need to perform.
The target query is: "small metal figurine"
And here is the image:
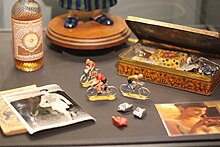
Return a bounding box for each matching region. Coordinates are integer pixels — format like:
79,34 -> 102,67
177,56 -> 219,76
120,74 -> 150,100
80,59 -> 100,87
86,72 -> 117,101
194,57 -> 219,76
176,56 -> 199,72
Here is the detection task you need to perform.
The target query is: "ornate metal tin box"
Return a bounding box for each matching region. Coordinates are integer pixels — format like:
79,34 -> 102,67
118,16 -> 220,95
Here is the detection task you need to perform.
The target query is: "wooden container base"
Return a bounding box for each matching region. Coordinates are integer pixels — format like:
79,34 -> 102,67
46,14 -> 131,50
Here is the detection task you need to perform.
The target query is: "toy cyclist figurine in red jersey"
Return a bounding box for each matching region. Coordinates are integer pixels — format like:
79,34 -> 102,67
86,71 -> 117,101
94,72 -> 108,93
80,59 -> 100,86
58,0 -> 117,28
85,59 -> 96,77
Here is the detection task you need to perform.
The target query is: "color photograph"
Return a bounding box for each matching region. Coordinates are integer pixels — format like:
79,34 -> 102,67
155,101 -> 220,137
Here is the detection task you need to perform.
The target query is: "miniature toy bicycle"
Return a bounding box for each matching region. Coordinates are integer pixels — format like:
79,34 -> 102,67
120,82 -> 150,100
80,68 -> 100,87
86,84 -> 117,101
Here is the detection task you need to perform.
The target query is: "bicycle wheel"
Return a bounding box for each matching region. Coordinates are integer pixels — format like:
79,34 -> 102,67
106,86 -> 117,96
86,87 -> 97,97
80,74 -> 88,83
139,87 -> 150,98
120,84 -> 131,94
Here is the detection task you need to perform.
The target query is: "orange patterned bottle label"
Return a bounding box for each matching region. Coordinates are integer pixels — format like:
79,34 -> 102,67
12,17 -> 43,61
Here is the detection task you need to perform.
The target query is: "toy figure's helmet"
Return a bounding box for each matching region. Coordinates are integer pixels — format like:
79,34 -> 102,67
138,74 -> 143,79
86,59 -> 95,67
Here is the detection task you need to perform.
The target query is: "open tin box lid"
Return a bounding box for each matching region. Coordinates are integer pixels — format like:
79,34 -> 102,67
119,16 -> 220,83
125,16 -> 220,56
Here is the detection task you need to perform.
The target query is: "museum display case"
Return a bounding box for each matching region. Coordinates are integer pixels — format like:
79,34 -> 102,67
0,0 -> 220,146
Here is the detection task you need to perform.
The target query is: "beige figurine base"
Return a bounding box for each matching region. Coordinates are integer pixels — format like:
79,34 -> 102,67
46,14 -> 131,50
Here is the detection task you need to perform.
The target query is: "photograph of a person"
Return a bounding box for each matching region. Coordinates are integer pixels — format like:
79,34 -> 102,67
155,101 -> 220,137
3,84 -> 95,134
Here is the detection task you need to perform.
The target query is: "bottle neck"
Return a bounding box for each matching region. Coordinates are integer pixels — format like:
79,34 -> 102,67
13,0 -> 41,21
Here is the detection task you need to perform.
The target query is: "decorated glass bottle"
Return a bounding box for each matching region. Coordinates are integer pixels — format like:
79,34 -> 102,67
11,0 -> 44,72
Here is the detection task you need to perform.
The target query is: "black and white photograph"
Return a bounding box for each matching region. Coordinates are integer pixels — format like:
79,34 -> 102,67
3,84 -> 95,134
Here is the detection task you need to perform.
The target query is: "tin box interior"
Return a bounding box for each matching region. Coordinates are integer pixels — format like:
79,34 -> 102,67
118,16 -> 220,95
